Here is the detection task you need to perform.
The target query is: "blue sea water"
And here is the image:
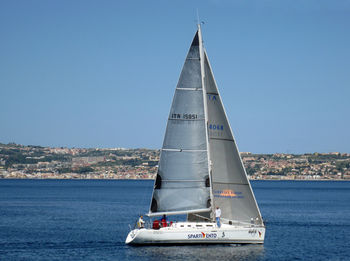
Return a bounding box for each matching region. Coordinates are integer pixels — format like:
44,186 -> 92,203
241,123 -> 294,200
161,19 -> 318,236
0,179 -> 349,261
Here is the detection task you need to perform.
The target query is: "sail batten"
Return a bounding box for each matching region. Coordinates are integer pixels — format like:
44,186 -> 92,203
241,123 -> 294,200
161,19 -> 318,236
168,118 -> 205,121
162,148 -> 207,152
210,137 -> 235,142
147,208 -> 211,217
176,87 -> 202,91
213,181 -> 249,185
161,179 -> 207,182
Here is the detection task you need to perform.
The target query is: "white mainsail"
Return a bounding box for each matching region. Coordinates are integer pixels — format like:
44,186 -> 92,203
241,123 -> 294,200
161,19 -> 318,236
148,26 -> 263,226
149,31 -> 211,216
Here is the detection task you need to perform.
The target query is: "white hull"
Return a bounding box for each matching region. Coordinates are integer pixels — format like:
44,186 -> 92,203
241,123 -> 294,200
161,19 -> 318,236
125,222 -> 265,245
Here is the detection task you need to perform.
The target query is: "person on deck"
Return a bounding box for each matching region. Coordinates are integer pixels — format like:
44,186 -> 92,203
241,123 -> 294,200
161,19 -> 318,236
138,215 -> 145,228
215,207 -> 221,228
152,219 -> 160,229
161,214 -> 167,227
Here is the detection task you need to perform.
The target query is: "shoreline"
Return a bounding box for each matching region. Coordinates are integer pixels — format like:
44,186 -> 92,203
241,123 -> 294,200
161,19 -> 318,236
0,178 -> 349,181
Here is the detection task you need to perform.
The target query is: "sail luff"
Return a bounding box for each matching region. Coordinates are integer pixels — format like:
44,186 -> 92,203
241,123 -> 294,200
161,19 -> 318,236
197,24 -> 215,221
204,50 -> 264,225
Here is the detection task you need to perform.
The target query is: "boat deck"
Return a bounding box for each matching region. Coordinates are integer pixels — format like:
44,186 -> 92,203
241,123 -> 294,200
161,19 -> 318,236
126,221 -> 265,245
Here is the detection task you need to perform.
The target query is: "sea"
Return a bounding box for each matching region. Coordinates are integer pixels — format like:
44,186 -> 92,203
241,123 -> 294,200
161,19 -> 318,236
0,179 -> 349,261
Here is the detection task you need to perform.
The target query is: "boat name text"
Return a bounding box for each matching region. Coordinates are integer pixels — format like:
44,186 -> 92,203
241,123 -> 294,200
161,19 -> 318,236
187,232 -> 217,239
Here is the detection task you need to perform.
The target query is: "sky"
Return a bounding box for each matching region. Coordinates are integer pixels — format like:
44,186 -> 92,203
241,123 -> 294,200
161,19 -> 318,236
0,0 -> 349,154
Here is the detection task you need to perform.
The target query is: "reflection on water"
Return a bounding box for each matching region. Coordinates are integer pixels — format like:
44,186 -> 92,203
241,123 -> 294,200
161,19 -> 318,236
126,244 -> 264,261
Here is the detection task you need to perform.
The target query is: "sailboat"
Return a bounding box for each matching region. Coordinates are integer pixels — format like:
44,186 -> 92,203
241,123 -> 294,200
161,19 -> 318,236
125,25 -> 265,245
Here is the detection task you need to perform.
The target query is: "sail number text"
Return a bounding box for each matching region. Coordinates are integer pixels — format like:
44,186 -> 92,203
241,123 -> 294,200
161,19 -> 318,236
209,124 -> 224,131
171,113 -> 198,120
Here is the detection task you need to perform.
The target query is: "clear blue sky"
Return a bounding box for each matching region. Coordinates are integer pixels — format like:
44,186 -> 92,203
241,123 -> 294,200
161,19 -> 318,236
1,0 -> 349,153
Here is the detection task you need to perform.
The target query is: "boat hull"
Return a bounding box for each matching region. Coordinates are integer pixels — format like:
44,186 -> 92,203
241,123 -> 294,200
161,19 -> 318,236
125,223 -> 265,245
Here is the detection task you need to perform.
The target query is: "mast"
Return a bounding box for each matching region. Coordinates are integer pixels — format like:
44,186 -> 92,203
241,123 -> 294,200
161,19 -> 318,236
197,24 -> 215,220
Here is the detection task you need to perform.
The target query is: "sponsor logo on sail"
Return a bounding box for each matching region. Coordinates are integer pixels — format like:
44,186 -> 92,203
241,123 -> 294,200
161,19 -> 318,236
213,189 -> 244,198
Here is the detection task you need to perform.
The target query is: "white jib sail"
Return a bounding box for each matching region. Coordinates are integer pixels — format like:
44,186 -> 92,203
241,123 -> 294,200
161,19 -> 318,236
203,50 -> 264,225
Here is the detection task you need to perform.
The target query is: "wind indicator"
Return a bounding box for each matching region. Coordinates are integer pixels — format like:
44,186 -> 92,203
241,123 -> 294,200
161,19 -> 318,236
196,9 -> 205,27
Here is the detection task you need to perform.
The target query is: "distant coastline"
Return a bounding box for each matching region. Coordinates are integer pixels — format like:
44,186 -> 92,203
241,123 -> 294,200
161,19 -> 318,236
1,142 -> 349,181
1,177 -> 349,181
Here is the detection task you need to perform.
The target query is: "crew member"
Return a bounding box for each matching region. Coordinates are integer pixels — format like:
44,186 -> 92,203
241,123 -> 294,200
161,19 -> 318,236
161,214 -> 167,227
215,206 -> 221,228
138,215 -> 145,228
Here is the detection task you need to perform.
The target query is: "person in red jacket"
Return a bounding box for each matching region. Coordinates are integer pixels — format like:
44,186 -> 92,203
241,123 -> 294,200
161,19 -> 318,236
152,219 -> 160,229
